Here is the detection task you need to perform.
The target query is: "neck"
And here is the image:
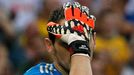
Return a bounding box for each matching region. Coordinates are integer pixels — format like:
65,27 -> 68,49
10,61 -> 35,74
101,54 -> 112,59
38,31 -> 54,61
54,62 -> 69,75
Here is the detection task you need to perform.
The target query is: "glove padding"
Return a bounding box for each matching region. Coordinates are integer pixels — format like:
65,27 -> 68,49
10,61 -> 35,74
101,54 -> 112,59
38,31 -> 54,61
60,34 -> 91,56
47,2 -> 95,57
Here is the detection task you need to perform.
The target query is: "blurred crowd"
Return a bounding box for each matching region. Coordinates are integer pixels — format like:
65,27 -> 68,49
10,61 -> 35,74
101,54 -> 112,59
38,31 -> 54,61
0,0 -> 134,75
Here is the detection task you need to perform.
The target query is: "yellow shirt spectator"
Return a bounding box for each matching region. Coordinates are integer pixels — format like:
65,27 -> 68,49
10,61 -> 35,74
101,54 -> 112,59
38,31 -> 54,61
37,18 -> 48,37
95,35 -> 130,75
96,35 -> 130,63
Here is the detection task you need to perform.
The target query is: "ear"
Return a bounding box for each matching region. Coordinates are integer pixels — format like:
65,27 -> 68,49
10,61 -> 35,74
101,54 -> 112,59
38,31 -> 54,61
44,38 -> 54,52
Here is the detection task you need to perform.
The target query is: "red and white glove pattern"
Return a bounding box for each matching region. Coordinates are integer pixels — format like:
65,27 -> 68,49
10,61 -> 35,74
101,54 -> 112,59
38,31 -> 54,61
47,2 -> 96,56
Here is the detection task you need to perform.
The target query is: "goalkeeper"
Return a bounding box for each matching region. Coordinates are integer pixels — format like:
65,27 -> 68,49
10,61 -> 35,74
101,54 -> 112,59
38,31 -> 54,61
24,2 -> 96,75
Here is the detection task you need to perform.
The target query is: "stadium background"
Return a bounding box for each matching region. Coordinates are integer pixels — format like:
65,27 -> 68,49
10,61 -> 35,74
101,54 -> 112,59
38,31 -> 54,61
0,0 -> 134,75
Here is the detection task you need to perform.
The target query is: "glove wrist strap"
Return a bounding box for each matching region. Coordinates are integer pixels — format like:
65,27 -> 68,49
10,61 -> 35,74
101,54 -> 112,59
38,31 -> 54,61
69,40 -> 91,56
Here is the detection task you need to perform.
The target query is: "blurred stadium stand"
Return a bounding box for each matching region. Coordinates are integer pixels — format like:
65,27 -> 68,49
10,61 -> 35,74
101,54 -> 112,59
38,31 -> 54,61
0,0 -> 134,75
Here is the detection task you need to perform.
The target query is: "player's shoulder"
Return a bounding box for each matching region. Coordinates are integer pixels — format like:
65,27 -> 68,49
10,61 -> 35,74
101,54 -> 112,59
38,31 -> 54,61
24,62 -> 61,75
24,62 -> 46,75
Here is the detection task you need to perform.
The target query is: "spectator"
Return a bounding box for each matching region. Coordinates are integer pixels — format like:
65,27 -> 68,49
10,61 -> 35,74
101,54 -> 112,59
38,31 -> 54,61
0,0 -> 42,33
0,4 -> 27,74
0,44 -> 13,75
124,0 -> 134,24
94,10 -> 130,75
